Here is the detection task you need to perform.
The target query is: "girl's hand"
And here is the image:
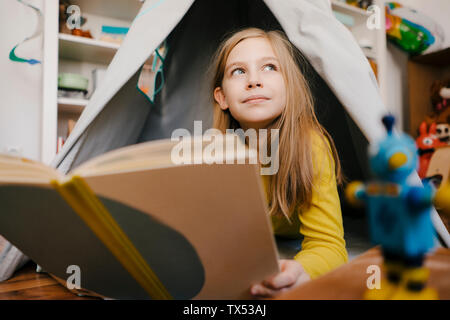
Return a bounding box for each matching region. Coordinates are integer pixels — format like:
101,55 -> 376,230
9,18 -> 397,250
250,259 -> 310,298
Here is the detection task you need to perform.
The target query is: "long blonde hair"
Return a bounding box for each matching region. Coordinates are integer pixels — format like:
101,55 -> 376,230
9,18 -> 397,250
210,28 -> 342,221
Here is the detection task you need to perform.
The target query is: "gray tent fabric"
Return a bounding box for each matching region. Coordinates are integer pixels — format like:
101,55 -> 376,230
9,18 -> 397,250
1,0 -> 449,283
63,70 -> 151,170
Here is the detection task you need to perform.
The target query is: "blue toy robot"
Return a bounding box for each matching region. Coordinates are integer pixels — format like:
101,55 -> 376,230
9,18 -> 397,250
346,115 -> 438,300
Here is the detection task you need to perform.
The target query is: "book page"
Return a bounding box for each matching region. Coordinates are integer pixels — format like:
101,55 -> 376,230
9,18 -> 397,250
72,134 -> 255,178
70,139 -> 178,177
0,154 -> 61,184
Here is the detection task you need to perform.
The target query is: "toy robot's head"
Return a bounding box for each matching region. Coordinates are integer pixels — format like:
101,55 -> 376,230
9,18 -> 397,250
368,115 -> 418,182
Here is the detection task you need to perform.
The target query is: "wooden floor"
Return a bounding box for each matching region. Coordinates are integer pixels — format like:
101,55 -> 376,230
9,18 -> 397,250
1,236 -> 449,300
0,262 -> 98,300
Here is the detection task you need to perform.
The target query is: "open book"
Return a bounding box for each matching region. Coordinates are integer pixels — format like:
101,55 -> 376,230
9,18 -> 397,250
0,135 -> 279,299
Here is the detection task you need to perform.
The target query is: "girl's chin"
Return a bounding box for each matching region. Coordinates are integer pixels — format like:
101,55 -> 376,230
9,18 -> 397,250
238,118 -> 278,130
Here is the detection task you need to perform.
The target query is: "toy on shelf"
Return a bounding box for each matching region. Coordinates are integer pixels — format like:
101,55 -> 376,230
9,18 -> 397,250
436,124 -> 450,145
71,28 -> 93,39
59,1 -> 92,39
415,122 -> 446,179
344,0 -> 374,10
345,115 -> 439,300
99,26 -> 130,45
424,145 -> 450,188
431,80 -> 450,115
426,147 -> 450,233
57,73 -> 89,99
385,2 -> 445,55
435,170 -> 450,216
429,79 -> 450,130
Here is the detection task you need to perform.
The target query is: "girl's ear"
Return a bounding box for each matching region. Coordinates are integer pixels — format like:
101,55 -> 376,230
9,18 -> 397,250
214,87 -> 229,110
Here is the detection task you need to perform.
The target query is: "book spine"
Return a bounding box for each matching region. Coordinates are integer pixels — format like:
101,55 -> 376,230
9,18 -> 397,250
51,176 -> 172,300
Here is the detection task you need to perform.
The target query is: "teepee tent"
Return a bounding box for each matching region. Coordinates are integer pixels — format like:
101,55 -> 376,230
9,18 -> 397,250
1,0 -> 449,282
51,0 -> 449,247
53,0 -> 388,174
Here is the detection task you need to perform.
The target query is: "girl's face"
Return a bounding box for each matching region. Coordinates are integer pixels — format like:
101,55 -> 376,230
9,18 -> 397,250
214,37 -> 286,130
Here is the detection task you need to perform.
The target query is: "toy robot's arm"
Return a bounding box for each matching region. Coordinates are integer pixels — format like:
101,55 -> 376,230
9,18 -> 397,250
345,181 -> 366,207
406,183 -> 434,213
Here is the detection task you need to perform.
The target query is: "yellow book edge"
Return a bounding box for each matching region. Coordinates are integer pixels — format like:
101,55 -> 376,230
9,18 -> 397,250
51,175 -> 172,300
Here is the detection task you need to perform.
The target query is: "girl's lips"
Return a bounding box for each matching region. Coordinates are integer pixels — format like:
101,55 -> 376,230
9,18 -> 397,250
243,96 -> 270,104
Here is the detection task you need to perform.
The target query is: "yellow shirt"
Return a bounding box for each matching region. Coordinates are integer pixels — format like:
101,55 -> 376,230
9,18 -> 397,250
262,133 -> 348,279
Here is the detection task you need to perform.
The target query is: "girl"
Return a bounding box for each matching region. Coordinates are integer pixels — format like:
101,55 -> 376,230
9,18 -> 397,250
210,28 -> 348,297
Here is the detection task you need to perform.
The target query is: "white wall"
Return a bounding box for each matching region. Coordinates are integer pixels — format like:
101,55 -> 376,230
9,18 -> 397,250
384,0 -> 450,131
0,0 -> 43,161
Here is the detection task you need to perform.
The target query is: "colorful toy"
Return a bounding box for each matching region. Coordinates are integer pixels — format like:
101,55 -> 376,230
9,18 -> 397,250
436,124 -> 450,144
415,122 -> 446,179
435,170 -> 450,216
385,2 -> 445,55
345,0 -> 374,10
431,80 -> 450,115
428,80 -> 450,136
345,115 -> 438,300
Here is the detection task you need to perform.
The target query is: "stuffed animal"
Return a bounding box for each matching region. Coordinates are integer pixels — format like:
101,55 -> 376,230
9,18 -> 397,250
345,0 -> 374,10
346,115 -> 438,300
433,169 -> 450,234
429,80 -> 450,144
415,122 -> 446,179
435,170 -> 450,216
431,79 -> 450,115
436,123 -> 450,144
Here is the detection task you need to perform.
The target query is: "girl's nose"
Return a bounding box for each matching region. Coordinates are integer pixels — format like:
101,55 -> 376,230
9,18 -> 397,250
247,71 -> 263,89
247,80 -> 262,89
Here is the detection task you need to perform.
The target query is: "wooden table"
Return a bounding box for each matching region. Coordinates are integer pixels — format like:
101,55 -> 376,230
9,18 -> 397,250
277,247 -> 450,300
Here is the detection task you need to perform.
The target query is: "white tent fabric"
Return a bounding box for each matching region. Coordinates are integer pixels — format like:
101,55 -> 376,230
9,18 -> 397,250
1,0 -> 449,283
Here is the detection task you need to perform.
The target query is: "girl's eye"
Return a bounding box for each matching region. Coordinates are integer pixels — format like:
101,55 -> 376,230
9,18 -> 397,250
263,64 -> 276,71
231,68 -> 244,76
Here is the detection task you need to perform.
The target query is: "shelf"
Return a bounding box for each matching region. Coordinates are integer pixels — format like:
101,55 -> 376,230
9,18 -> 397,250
58,33 -> 120,64
58,97 -> 88,113
407,48 -> 450,135
410,48 -> 450,67
70,0 -> 143,22
331,0 -> 370,17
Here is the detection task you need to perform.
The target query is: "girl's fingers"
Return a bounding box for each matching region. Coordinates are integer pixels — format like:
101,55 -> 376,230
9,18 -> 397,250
263,260 -> 303,289
250,260 -> 310,298
250,284 -> 276,297
263,271 -> 296,289
250,284 -> 290,298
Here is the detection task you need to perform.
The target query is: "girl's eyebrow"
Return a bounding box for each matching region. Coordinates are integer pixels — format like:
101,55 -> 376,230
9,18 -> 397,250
225,56 -> 279,73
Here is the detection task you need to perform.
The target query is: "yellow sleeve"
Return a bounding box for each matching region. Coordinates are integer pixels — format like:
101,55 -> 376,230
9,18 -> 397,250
294,133 -> 348,279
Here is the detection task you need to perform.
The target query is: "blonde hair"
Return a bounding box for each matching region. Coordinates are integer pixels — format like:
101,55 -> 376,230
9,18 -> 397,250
210,28 -> 342,221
